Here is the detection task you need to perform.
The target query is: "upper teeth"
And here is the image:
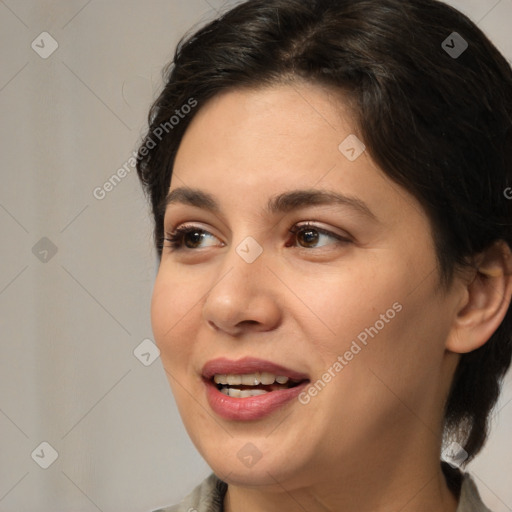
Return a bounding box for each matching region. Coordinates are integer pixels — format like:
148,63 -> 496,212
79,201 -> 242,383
213,372 -> 290,385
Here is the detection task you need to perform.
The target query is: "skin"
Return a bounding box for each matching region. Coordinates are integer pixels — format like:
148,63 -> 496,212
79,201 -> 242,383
151,82 -> 512,512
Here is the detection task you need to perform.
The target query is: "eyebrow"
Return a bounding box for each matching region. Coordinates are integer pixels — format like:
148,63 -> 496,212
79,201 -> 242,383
163,186 -> 377,221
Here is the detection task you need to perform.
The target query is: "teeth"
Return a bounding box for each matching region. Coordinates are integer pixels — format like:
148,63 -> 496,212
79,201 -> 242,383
213,372 -> 290,385
242,373 -> 260,385
240,389 -> 268,397
214,374 -> 228,384
220,387 -> 269,397
260,372 -> 275,385
226,374 -> 242,385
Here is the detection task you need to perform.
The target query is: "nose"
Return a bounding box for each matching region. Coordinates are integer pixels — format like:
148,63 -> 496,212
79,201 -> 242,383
202,249 -> 282,337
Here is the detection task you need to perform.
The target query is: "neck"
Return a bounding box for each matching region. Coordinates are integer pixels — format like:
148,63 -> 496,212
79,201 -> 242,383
223,451 -> 459,512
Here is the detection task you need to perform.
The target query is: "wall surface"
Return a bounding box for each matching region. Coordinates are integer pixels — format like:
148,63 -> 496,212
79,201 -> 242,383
0,1 -> 511,511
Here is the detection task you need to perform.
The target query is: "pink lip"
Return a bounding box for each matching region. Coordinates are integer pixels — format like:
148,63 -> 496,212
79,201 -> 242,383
204,378 -> 309,421
202,357 -> 310,421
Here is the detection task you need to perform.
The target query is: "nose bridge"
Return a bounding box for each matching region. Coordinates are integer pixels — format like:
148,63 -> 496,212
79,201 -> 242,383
202,235 -> 280,333
211,235 -> 267,301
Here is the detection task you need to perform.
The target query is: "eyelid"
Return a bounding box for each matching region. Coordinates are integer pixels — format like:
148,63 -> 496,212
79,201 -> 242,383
166,221 -> 223,239
163,220 -> 353,253
162,223 -> 225,253
163,207 -> 230,236
166,221 -> 350,239
290,221 -> 353,241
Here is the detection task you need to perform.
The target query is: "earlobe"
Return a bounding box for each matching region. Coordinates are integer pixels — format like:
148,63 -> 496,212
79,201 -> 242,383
446,241 -> 512,354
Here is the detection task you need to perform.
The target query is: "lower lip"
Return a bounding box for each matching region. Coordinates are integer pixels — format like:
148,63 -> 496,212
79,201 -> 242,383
204,378 -> 309,421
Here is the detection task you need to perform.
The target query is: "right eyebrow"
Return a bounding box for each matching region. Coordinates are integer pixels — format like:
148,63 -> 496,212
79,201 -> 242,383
162,187 -> 220,215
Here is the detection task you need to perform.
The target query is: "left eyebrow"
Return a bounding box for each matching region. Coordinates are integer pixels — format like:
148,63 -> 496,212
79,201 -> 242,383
163,187 -> 378,222
267,189 -> 378,221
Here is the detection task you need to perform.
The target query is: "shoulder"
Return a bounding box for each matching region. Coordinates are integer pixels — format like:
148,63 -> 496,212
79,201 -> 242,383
151,473 -> 227,512
442,461 -> 492,512
150,469 -> 492,512
457,473 -> 493,512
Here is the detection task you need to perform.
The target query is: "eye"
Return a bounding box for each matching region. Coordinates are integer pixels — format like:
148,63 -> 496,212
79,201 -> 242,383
163,225 -> 223,250
163,222 -> 351,252
287,222 -> 351,249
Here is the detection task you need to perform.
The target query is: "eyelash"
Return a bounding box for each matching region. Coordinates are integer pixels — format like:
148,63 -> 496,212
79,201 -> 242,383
163,226 -> 217,250
163,222 -> 351,251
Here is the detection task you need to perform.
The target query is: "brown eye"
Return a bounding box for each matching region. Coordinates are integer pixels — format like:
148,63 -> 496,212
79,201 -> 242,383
288,223 -> 352,249
164,226 -> 221,250
297,228 -> 320,248
183,230 -> 207,248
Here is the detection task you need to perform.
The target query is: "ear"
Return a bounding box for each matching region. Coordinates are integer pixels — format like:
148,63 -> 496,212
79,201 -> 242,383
446,241 -> 512,354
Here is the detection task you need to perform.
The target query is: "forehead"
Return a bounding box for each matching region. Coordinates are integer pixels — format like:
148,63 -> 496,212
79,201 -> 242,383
174,84 -> 354,183
170,84 -> 415,224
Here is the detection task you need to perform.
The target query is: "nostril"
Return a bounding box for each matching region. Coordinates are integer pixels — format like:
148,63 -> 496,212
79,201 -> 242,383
207,320 -> 220,331
238,320 -> 259,326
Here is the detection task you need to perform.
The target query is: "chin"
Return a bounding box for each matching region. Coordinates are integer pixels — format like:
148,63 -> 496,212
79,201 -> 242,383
204,443 -> 310,489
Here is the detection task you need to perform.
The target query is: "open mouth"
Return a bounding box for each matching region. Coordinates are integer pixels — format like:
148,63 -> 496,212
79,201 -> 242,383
203,359 -> 311,419
212,372 -> 307,398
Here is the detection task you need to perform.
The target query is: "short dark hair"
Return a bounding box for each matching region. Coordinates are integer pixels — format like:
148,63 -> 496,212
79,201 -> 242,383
136,0 -> 512,461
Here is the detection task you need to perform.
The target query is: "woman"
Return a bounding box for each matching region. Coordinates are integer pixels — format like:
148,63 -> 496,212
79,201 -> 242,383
136,0 -> 512,510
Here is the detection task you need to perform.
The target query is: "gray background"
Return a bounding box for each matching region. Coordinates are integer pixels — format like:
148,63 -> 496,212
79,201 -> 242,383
0,1 -> 511,511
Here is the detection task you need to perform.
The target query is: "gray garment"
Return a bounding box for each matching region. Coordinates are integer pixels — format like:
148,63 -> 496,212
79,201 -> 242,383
153,471 -> 491,512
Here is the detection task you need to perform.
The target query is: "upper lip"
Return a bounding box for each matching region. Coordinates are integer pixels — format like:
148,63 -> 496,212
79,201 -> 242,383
202,357 -> 310,381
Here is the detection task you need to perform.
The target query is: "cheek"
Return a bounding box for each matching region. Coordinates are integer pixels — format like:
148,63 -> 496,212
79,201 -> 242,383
296,268 -> 449,446
331,272 -> 448,410
150,267 -> 204,367
292,254 -> 443,375
284,262 -> 392,350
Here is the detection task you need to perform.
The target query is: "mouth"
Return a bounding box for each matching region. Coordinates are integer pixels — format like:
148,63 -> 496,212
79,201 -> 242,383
211,372 -> 306,398
202,357 -> 309,388
201,357 -> 310,419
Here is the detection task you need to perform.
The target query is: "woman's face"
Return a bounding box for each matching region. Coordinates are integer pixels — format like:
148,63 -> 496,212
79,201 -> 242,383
151,83 -> 463,490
